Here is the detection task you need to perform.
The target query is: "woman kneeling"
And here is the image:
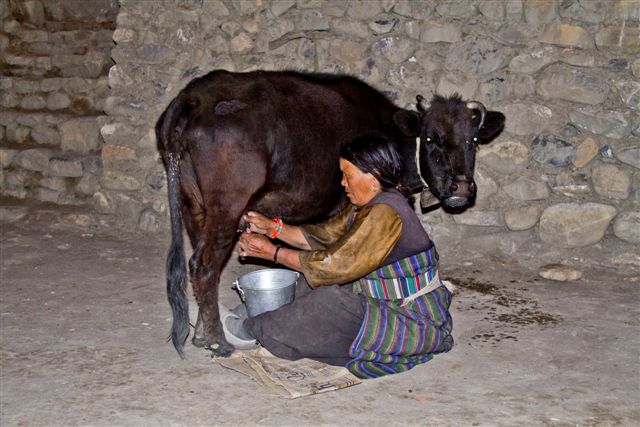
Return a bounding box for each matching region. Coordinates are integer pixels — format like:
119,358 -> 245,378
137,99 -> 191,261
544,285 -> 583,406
232,133 -> 453,379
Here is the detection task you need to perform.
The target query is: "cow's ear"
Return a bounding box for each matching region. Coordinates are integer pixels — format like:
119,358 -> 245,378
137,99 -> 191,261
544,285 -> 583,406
477,111 -> 505,144
393,110 -> 421,137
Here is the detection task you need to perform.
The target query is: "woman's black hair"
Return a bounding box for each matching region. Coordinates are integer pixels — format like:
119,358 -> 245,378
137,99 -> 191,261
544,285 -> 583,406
339,132 -> 403,191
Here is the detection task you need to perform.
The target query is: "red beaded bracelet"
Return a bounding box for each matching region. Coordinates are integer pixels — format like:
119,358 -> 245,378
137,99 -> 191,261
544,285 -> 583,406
266,217 -> 283,239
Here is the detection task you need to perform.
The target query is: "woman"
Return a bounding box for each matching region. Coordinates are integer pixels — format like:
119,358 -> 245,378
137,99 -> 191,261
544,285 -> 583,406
230,133 -> 453,379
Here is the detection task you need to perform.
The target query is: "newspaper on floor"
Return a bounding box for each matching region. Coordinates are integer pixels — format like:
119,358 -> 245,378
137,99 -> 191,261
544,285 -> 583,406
213,347 -> 362,399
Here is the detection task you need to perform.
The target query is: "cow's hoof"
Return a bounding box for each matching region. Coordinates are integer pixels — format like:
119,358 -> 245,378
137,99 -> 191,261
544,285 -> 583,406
192,335 -> 206,348
206,339 -> 234,358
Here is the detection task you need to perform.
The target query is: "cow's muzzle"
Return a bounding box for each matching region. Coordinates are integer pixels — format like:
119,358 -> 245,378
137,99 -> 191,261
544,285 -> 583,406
443,175 -> 476,208
420,176 -> 477,209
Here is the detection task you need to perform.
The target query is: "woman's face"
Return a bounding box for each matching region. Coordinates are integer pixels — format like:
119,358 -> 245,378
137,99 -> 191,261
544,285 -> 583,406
339,158 -> 380,207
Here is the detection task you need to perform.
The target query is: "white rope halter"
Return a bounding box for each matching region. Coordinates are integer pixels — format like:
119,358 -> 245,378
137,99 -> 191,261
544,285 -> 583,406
415,136 -> 429,189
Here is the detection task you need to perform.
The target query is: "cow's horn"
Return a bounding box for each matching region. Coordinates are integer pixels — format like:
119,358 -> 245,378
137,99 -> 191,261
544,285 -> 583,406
416,94 -> 430,112
466,101 -> 486,129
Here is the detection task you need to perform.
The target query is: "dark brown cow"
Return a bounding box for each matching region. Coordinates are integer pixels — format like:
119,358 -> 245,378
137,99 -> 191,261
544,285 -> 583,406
156,70 -> 504,357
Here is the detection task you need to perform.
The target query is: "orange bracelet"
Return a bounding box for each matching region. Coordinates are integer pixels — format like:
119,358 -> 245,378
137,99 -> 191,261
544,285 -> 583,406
266,217 -> 283,239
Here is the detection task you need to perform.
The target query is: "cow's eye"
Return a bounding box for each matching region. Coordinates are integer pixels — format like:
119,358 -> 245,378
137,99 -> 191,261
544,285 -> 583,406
425,134 -> 441,145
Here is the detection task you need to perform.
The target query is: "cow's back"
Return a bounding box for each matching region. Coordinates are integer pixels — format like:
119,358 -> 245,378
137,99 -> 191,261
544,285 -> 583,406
173,70 -> 401,222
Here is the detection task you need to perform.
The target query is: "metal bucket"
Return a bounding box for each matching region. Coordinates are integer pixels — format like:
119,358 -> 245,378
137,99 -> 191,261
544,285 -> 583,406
233,269 -> 299,317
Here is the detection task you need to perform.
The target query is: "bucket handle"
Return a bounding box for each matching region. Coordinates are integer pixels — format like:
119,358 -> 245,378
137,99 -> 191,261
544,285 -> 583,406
233,271 -> 300,302
232,280 -> 246,302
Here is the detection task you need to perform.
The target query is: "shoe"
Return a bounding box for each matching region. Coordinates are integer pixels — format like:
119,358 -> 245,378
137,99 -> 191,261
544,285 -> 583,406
222,309 -> 259,351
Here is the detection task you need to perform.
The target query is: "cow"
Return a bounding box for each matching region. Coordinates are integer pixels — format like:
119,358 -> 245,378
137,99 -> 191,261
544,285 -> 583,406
156,70 -> 505,357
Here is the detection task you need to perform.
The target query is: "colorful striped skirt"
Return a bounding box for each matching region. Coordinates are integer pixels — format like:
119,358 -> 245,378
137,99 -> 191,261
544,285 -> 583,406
346,248 -> 454,379
346,286 -> 453,379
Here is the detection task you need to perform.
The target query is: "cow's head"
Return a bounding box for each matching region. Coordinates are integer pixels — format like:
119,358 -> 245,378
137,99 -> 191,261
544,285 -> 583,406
394,94 -> 505,210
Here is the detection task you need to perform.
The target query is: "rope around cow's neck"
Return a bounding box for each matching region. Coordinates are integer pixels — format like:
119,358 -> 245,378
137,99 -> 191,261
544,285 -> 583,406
415,136 -> 429,190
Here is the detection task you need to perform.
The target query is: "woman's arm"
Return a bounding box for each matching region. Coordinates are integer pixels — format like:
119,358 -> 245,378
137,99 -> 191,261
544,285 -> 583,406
238,205 -> 402,287
299,204 -> 403,287
243,211 -> 311,250
237,231 -> 303,271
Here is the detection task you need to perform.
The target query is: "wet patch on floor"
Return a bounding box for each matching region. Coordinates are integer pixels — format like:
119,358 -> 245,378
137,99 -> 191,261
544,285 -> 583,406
446,276 -> 562,346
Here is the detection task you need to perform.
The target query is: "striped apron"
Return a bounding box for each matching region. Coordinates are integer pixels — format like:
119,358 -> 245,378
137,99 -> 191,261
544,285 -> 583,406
346,245 -> 454,379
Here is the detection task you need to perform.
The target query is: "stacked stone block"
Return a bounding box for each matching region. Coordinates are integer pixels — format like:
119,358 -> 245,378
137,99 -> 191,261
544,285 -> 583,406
104,0 -> 638,252
0,0 -> 117,206
3,0 -> 639,255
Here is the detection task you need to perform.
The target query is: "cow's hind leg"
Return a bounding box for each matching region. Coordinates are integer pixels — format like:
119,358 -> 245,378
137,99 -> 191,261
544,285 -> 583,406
188,240 -> 206,348
192,312 -> 205,348
191,241 -> 236,356
188,207 -> 245,356
179,187 -> 234,355
186,137 -> 268,356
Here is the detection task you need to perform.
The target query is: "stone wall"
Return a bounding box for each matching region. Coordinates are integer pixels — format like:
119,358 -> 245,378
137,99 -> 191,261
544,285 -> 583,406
0,0 -> 118,207
3,0 -> 639,257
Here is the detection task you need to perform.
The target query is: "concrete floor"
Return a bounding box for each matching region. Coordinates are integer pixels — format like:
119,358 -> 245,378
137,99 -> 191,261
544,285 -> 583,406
1,203 -> 639,426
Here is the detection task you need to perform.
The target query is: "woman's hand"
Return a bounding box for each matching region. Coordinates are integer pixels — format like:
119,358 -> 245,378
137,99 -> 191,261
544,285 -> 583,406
242,210 -> 312,251
243,211 -> 275,235
237,229 -> 276,260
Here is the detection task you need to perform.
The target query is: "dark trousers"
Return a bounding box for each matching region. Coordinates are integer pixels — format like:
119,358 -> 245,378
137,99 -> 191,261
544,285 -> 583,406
246,277 -> 365,366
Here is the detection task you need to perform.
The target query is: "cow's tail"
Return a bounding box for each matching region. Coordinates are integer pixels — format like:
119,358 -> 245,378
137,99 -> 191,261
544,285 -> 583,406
158,94 -> 190,357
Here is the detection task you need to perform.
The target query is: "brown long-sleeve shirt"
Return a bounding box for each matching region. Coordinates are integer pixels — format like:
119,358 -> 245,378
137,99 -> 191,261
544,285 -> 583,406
298,189 -> 431,287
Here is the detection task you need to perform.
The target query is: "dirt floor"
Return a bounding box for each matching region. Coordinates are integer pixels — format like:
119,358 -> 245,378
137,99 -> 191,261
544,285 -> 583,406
1,200 -> 639,426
